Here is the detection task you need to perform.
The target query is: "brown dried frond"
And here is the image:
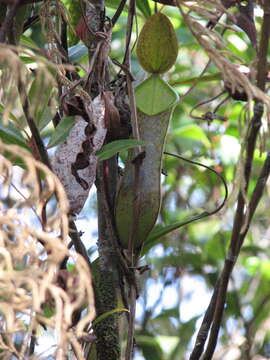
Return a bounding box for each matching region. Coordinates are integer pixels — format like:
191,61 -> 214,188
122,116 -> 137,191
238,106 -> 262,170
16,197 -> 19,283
0,142 -> 95,359
177,1 -> 270,110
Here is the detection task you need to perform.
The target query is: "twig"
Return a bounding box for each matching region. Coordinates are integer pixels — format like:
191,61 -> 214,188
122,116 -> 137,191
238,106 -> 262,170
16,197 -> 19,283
238,151 -> 270,246
17,77 -> 51,170
247,293 -> 270,330
125,285 -> 137,360
121,4 -> 142,359
189,3 -> 270,359
124,0 -> 140,146
69,219 -> 92,270
189,281 -> 219,360
112,0 -> 127,26
164,152 -> 228,215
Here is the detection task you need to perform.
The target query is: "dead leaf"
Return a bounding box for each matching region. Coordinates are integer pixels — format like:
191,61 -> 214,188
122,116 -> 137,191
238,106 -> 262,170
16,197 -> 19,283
103,91 -> 121,141
52,95 -> 106,214
236,0 -> 257,50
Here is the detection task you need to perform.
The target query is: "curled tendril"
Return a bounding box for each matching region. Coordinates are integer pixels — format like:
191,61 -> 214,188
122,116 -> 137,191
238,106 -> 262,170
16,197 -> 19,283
164,151 -> 228,216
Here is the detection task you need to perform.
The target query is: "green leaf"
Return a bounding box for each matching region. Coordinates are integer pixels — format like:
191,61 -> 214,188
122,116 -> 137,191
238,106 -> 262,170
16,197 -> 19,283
142,212 -> 209,254
0,126 -> 28,148
28,75 -> 53,129
137,0 -> 151,18
174,124 -> 211,148
92,308 -> 128,326
20,34 -> 39,49
96,139 -> 148,161
39,106 -> 53,131
136,335 -> 164,360
47,116 -> 75,148
68,44 -> 88,62
19,56 -> 36,64
66,264 -> 76,272
43,304 -> 55,318
0,114 -> 28,149
135,75 -> 179,116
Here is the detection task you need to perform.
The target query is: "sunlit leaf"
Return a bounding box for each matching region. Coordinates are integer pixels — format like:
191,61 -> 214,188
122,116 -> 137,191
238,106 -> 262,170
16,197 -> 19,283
137,0 -> 151,18
135,75 -> 179,116
142,212 -> 209,254
96,139 -> 148,161
173,124 -> 211,148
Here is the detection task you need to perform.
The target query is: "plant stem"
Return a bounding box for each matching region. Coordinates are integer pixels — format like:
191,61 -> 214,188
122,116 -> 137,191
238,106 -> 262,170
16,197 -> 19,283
190,3 -> 270,359
94,161 -> 120,360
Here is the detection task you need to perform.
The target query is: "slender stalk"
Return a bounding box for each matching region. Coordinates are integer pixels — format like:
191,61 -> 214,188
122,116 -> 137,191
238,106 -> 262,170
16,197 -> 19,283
200,6 -> 270,360
190,3 -> 270,359
94,161 -> 121,360
18,77 -> 51,170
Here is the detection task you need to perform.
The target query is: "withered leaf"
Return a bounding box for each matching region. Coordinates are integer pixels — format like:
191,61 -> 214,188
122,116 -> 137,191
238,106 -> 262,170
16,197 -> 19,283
236,1 -> 257,50
52,95 -> 106,214
103,91 -> 121,142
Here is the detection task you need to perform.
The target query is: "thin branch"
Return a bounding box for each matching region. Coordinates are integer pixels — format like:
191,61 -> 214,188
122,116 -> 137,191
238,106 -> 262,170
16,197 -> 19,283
69,219 -> 92,270
189,3 -> 270,359
17,77 -> 51,170
238,151 -> 270,246
111,0 -> 127,26
121,3 -> 141,359
189,281 -> 219,360
124,0 -> 140,146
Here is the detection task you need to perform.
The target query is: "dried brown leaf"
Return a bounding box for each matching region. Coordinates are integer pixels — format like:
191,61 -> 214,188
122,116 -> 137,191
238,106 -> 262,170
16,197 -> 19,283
52,95 -> 106,214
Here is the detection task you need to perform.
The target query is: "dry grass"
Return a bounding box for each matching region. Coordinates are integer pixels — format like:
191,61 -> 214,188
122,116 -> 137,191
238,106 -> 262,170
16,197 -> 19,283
0,142 -> 95,359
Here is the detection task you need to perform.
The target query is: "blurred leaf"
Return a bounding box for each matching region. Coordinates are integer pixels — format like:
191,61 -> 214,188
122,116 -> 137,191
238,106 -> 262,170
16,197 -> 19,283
0,115 -> 28,149
47,116 -> 75,148
173,124 -> 211,148
39,106 -> 53,131
96,139 -> 148,161
28,75 -> 53,129
142,212 -> 209,254
68,44 -> 88,62
43,304 -> 55,318
0,103 -> 21,126
137,0 -> 151,17
244,256 -> 260,275
20,34 -> 39,49
136,335 -> 164,360
154,307 -> 179,320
